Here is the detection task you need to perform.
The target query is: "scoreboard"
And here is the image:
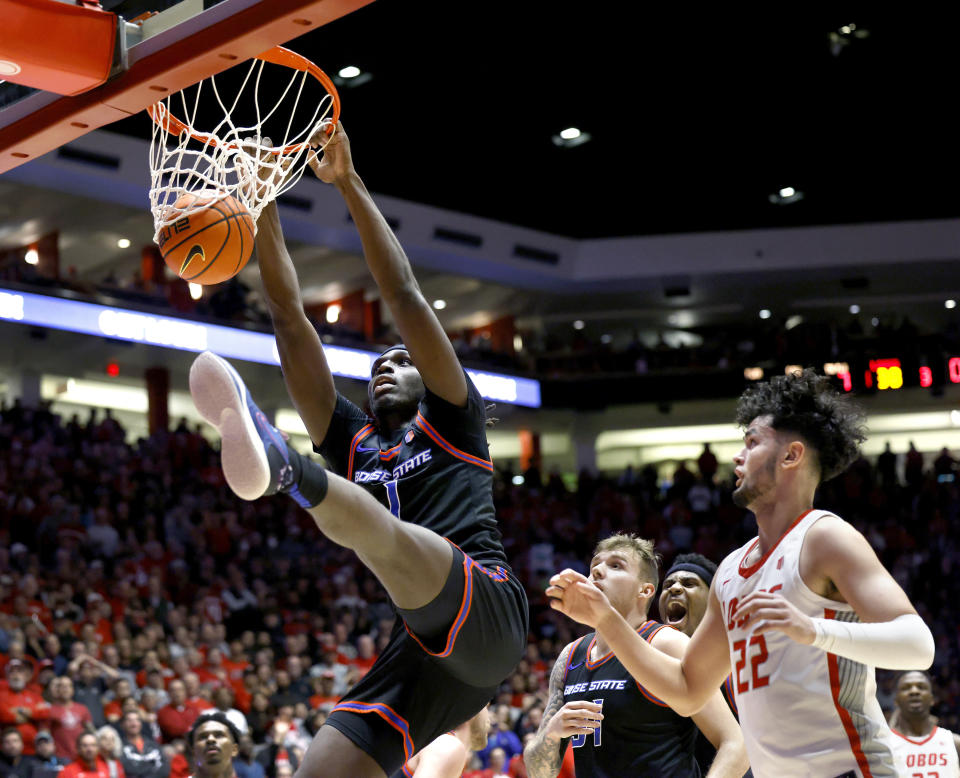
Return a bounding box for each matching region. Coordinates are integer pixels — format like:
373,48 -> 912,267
773,357 -> 960,394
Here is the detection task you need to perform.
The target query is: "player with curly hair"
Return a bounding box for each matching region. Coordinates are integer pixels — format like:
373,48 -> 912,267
547,369 -> 935,777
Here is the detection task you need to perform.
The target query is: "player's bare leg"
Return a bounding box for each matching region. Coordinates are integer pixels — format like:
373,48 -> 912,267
297,728 -> 386,778
190,350 -> 453,610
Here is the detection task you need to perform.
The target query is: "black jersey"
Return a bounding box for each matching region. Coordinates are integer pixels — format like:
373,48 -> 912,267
316,372 -> 507,568
695,675 -> 753,777
562,621 -> 700,778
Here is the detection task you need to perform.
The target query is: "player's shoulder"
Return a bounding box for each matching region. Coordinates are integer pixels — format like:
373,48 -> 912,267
802,510 -> 868,553
648,623 -> 688,658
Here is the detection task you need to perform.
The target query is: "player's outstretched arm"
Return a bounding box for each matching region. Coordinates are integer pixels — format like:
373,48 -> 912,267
547,570 -> 731,717
523,643 -> 602,778
736,516 -> 935,670
650,628 -> 749,778
255,201 -> 338,445
308,124 -> 468,407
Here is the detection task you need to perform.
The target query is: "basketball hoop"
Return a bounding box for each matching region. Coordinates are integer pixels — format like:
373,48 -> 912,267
147,46 -> 339,244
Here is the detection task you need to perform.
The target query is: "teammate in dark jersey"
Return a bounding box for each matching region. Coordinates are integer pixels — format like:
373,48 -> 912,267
523,535 -> 747,778
189,124 -> 527,778
660,554 -> 751,776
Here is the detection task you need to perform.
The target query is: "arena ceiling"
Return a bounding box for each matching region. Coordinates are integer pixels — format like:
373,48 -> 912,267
94,3 -> 960,239
1,3 -> 959,348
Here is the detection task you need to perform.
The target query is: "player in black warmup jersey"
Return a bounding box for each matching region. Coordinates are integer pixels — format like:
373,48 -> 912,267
189,123 -> 528,778
524,535 -> 747,778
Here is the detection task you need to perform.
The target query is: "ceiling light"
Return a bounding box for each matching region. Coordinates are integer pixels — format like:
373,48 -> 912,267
117,238 -> 131,249
946,299 -> 957,310
333,66 -> 372,88
759,309 -> 771,320
552,128 -> 592,148
871,317 -> 880,326
432,299 -> 447,310
511,475 -> 525,486
573,320 -> 585,330
188,283 -> 202,301
785,315 -> 803,330
768,187 -> 804,205
952,410 -> 960,427
24,248 -> 39,265
849,304 -> 860,314
513,334 -> 523,352
326,303 -> 342,324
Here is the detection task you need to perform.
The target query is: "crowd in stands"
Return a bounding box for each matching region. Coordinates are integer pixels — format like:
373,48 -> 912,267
4,267 -> 957,385
1,399 -> 958,777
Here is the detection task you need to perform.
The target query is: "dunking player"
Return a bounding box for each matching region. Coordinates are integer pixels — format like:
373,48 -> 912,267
189,124 -> 527,778
660,554 -> 751,776
391,708 -> 490,778
547,369 -> 936,777
888,671 -> 960,777
187,712 -> 241,778
523,535 -> 748,777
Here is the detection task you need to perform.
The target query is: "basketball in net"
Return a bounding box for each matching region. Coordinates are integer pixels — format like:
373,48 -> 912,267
158,191 -> 255,284
146,46 -> 340,280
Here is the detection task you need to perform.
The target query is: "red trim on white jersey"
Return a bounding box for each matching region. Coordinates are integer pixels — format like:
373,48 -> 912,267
891,726 -> 939,747
738,509 -> 813,578
825,608 -> 874,777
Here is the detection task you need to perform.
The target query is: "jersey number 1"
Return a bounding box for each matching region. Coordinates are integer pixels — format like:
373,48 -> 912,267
384,480 -> 401,518
570,699 -> 603,749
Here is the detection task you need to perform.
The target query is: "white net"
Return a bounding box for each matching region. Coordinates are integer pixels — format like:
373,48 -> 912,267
148,50 -> 337,243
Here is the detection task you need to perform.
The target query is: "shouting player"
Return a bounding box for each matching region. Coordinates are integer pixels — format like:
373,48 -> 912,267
547,369 -> 935,777
524,535 -> 748,777
189,124 -> 527,778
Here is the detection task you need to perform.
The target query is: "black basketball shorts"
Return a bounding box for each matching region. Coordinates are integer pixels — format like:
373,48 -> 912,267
324,543 -> 528,774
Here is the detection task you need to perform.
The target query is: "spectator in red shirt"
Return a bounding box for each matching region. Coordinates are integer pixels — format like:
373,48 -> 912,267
156,681 -> 198,743
181,675 -> 208,713
347,636 -> 377,680
47,678 -> 93,762
0,660 -> 50,755
101,680 -> 134,726
59,733 -> 113,778
306,674 -> 337,714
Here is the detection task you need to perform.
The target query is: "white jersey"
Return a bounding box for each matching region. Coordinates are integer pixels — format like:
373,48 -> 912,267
890,726 -> 960,778
714,509 -> 898,778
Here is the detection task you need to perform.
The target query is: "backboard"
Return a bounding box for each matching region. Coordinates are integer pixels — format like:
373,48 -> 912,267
0,0 -> 371,174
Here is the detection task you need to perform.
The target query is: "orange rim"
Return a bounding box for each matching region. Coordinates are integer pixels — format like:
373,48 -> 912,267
146,45 -> 340,155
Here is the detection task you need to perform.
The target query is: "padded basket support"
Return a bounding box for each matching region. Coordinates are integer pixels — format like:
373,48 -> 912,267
0,0 -> 117,96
